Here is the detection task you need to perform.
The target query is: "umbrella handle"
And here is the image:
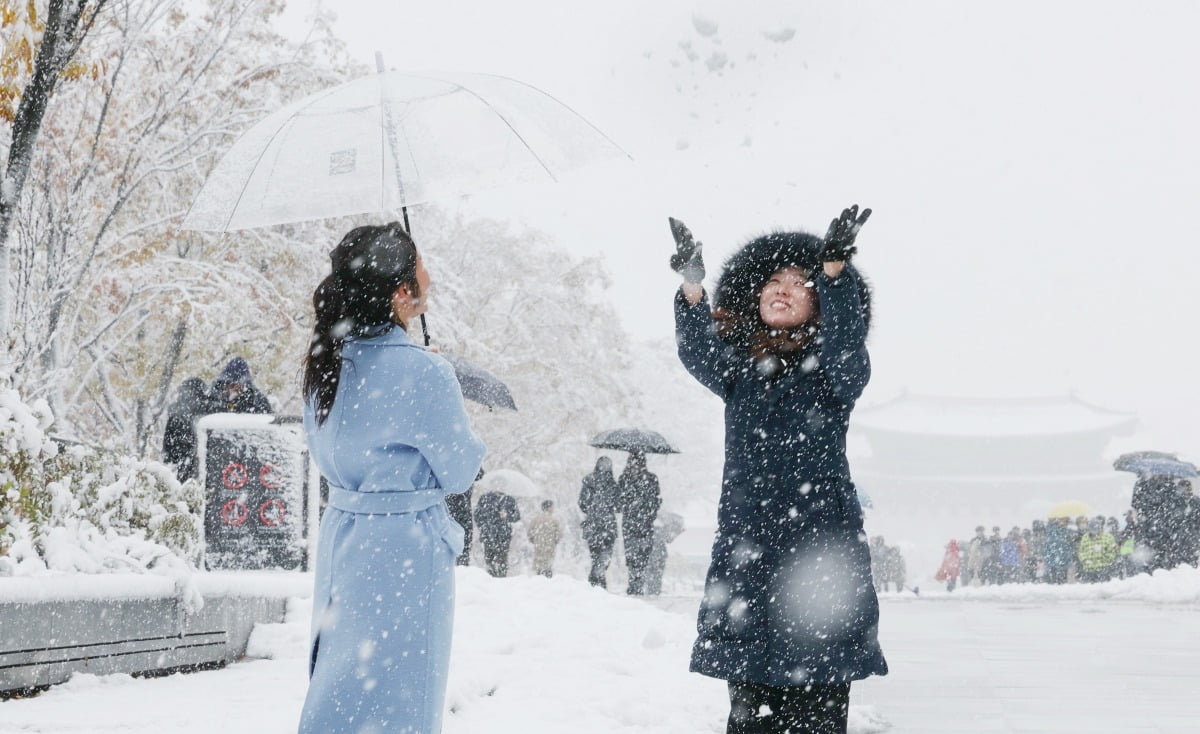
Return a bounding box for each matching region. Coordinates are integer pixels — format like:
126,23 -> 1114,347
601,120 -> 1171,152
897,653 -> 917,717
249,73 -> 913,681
421,314 -> 430,347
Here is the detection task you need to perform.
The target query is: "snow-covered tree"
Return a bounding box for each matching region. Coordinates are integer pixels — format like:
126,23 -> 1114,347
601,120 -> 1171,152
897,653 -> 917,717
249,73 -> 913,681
4,0 -> 353,452
0,0 -> 110,364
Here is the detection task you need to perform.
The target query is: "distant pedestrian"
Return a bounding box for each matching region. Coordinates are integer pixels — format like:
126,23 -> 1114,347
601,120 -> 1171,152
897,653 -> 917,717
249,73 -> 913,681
935,539 -> 961,592
1026,520 -> 1046,582
445,468 -> 483,566
999,527 -> 1023,583
981,526 -> 1002,585
965,526 -> 986,587
644,512 -> 685,596
161,377 -> 216,482
579,457 -> 620,588
1077,518 -> 1117,583
475,490 -> 521,577
211,356 -> 272,414
1044,517 -> 1073,584
617,451 -> 661,595
526,500 -> 563,578
885,545 -> 907,592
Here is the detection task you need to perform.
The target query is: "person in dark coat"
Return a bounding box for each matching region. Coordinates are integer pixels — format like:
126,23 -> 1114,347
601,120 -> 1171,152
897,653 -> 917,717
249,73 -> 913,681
445,468 -> 483,566
474,490 -> 520,577
618,450 -> 662,595
161,377 -> 216,482
579,457 -> 620,587
211,356 -> 272,414
668,206 -> 887,734
1131,475 -> 1177,570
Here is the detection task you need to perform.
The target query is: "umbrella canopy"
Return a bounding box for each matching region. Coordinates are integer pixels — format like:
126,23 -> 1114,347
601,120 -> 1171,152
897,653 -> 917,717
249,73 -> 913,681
477,468 -> 540,498
588,428 -> 679,455
182,70 -> 629,231
444,355 -> 516,411
1113,451 -> 1198,479
1047,500 -> 1092,519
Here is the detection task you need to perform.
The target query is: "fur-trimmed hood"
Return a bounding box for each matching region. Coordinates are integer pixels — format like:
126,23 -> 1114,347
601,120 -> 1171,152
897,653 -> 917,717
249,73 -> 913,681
711,231 -> 872,349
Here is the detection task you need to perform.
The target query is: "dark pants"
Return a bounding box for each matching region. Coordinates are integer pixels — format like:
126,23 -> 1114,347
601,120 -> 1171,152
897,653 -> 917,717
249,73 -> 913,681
445,490 -> 473,566
727,681 -> 850,734
586,539 -> 613,588
482,539 -> 510,577
1045,565 -> 1068,584
624,525 -> 654,595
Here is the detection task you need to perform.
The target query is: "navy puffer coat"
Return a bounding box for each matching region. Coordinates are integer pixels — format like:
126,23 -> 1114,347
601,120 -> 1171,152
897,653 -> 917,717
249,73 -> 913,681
675,232 -> 888,687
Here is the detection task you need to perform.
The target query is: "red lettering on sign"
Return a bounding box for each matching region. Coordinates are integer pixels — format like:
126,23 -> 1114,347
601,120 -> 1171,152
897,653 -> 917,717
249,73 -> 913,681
221,463 -> 249,490
259,498 -> 286,527
259,464 -> 280,490
220,500 -> 249,526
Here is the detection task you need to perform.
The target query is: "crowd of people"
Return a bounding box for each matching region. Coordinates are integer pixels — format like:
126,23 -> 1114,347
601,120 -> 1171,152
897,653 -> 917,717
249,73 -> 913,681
935,483 -> 1200,591
439,454 -> 680,594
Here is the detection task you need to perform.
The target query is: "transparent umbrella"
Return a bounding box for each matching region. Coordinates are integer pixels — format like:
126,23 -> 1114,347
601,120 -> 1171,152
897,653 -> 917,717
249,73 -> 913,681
181,69 -> 629,232
181,66 -> 625,408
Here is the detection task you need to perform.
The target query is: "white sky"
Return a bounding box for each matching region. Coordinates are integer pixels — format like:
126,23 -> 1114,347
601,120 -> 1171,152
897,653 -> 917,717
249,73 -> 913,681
275,1 -> 1200,448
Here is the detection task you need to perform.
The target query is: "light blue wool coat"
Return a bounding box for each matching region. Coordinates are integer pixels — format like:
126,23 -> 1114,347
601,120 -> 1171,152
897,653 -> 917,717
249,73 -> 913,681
299,325 -> 486,734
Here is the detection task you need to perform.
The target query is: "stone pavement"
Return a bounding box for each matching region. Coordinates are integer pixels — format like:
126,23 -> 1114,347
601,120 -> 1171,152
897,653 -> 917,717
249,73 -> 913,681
852,597 -> 1200,734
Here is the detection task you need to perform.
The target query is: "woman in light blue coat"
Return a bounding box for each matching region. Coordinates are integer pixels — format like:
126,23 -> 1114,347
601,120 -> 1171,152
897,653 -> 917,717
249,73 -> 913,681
299,223 -> 486,734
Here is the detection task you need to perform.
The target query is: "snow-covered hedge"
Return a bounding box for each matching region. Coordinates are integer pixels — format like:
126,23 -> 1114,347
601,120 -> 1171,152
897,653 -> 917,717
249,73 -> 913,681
0,389 -> 201,577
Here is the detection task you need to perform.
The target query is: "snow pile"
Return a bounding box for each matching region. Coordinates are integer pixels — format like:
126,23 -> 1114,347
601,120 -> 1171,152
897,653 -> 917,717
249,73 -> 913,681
0,388 -> 201,579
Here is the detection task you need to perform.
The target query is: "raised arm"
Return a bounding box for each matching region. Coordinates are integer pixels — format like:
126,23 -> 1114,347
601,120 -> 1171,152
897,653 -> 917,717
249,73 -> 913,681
815,269 -> 871,403
816,205 -> 873,404
668,217 -> 739,399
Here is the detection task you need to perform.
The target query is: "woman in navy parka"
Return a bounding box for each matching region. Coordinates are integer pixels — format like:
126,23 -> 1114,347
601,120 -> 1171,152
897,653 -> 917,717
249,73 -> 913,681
299,223 -> 486,733
669,208 -> 887,733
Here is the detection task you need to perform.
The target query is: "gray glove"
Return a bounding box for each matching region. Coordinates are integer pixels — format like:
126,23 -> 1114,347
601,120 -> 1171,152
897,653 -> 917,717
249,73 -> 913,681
668,217 -> 706,283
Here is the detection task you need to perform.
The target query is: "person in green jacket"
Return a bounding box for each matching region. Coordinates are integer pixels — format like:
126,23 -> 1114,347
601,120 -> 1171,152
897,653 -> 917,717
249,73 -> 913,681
1077,517 -> 1118,583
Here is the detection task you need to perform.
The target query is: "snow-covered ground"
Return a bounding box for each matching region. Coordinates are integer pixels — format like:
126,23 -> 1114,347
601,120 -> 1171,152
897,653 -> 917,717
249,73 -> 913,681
4,567 -> 1200,733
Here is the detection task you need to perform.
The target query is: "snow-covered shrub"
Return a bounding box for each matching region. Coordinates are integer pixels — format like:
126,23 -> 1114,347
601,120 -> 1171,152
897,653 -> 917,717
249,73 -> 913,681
0,388 -> 200,576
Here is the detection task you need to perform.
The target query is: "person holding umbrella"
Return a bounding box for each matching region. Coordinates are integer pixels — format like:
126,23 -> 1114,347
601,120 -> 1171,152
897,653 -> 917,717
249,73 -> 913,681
299,223 -> 486,734
618,450 -> 662,595
668,207 -> 887,733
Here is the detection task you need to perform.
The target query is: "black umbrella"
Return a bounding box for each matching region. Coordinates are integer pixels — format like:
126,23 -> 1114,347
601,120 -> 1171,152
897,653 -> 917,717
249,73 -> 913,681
444,355 -> 517,411
589,428 -> 679,454
1113,451 -> 1198,479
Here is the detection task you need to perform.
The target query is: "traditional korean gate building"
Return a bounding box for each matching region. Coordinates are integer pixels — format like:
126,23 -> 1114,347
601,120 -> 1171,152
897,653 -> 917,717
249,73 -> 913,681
850,393 -> 1138,579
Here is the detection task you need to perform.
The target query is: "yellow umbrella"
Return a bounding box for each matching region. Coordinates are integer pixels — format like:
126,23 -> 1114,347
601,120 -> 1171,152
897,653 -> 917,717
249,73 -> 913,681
1047,500 -> 1092,519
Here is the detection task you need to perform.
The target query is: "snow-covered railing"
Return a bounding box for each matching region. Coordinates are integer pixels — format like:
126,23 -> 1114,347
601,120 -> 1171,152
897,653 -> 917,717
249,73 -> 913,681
0,573 -> 309,694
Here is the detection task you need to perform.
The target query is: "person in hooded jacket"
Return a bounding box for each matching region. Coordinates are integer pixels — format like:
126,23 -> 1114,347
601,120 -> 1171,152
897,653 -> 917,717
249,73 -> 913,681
669,206 -> 887,734
618,450 -> 662,595
161,377 -> 217,482
298,223 -> 486,734
211,356 -> 272,414
579,456 -> 621,587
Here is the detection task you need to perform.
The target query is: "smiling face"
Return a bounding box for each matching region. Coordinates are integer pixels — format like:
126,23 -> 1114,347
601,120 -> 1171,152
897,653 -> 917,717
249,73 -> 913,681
758,266 -> 817,330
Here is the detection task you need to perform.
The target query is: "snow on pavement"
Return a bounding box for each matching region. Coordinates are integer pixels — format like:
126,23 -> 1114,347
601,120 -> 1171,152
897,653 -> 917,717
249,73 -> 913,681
4,567 -> 1200,733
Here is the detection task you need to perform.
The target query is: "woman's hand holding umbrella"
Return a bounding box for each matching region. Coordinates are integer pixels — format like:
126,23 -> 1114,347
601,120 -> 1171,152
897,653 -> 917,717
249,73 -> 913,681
668,216 -> 706,305
820,204 -> 872,277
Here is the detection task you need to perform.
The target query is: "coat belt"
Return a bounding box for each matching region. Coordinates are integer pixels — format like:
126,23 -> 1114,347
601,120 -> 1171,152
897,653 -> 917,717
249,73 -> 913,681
327,486 -> 444,515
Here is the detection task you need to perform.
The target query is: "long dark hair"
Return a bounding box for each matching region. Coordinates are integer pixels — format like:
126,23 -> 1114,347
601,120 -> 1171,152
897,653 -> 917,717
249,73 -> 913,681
303,222 -> 420,425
